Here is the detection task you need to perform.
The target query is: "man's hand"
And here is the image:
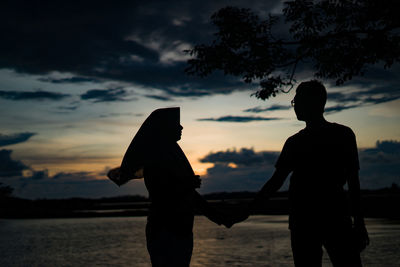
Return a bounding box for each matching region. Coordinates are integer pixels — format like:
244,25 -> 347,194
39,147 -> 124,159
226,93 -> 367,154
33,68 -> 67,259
353,222 -> 370,252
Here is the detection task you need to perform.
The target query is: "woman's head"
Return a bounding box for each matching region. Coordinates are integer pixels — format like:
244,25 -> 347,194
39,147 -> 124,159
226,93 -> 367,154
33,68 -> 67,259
118,107 -> 183,182
145,107 -> 182,142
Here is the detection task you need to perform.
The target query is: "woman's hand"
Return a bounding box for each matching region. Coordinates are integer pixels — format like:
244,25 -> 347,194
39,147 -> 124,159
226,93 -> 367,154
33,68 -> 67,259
193,175 -> 201,188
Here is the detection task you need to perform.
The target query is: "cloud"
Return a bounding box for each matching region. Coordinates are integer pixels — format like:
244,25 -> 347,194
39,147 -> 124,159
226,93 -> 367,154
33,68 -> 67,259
327,92 -> 361,103
144,94 -> 173,101
198,141 -> 400,193
328,88 -> 400,106
243,104 -> 291,113
0,0 -> 283,99
316,77 -> 399,114
0,148 -> 148,199
52,171 -> 97,181
1,0 -> 396,102
3,170 -> 147,199
99,112 -> 134,118
38,77 -> 99,84
57,105 -> 79,111
0,90 -> 70,101
80,88 -> 132,102
56,101 -> 81,111
324,104 -> 360,114
30,170 -> 49,180
198,148 -> 281,193
200,148 -> 279,166
359,140 -> 400,189
0,132 -> 36,147
326,71 -> 400,108
374,140 -> 400,154
197,115 -> 282,122
1,139 -> 399,198
0,149 -> 29,177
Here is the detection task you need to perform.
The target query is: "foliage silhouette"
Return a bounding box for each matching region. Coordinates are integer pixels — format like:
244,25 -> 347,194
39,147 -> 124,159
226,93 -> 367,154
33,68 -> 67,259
0,182 -> 13,198
185,0 -> 400,99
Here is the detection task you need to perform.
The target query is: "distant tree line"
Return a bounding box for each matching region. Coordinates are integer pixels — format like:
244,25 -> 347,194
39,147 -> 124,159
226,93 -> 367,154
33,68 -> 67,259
0,182 -> 13,198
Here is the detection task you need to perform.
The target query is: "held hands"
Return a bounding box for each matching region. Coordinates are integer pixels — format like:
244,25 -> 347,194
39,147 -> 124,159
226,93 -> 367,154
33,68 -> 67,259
220,208 -> 250,228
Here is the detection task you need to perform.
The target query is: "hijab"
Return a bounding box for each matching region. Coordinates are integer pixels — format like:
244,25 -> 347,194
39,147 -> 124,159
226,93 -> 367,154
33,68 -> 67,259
108,107 -> 181,186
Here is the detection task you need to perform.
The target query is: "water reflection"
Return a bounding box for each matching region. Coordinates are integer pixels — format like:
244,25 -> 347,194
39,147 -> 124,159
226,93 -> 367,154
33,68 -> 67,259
0,216 -> 399,266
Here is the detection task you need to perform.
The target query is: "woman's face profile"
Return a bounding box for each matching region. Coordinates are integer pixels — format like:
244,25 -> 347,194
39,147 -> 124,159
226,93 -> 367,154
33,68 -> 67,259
175,124 -> 183,141
166,123 -> 183,142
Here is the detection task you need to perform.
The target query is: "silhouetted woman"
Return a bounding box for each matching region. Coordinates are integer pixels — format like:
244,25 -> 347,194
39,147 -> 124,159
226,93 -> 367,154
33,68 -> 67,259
108,107 -> 224,267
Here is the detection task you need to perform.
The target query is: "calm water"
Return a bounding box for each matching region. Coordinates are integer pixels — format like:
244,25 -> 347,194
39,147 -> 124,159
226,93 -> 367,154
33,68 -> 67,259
0,216 -> 399,267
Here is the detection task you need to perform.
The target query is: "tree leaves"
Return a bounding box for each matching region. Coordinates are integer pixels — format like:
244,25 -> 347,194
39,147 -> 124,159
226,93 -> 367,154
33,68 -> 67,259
185,1 -> 400,100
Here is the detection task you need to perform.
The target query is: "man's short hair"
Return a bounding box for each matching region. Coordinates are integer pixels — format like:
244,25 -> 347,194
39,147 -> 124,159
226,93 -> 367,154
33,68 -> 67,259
296,80 -> 327,110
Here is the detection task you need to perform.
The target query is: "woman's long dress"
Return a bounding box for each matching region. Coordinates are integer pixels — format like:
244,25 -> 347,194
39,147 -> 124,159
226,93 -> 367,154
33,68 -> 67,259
144,142 -> 221,267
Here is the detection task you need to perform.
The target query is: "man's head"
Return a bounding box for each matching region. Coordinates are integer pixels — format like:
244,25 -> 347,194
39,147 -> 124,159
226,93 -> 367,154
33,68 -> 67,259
293,80 -> 327,121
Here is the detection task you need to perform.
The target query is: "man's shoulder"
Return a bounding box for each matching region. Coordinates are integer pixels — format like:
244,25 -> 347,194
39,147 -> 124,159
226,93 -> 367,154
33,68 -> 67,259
283,129 -> 307,147
287,129 -> 305,141
285,122 -> 355,143
328,122 -> 355,137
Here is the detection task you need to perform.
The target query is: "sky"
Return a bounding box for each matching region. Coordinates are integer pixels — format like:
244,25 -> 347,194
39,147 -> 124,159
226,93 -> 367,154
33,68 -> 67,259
1,0 -> 399,199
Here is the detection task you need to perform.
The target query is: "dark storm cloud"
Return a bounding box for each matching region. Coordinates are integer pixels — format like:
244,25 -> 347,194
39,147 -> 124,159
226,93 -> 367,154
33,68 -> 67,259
198,141 -> 400,193
0,149 -> 29,177
80,88 -> 131,102
0,90 -> 70,101
197,115 -> 282,122
243,104 -> 291,113
0,0 -> 282,98
0,132 -> 36,147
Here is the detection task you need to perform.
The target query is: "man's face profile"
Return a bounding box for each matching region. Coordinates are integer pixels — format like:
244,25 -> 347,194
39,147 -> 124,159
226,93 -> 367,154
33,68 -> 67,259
293,91 -> 324,122
293,92 -> 308,121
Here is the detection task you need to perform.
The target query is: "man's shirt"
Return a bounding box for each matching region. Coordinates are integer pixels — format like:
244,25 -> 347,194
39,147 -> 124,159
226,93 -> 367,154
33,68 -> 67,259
275,122 -> 359,229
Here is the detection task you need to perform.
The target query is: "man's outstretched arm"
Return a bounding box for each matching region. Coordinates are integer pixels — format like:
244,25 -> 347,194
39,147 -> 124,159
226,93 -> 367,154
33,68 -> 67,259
251,168 -> 291,211
224,168 -> 291,227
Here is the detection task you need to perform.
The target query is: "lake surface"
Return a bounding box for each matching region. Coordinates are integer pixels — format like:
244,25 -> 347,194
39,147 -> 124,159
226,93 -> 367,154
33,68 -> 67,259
1,216 -> 399,266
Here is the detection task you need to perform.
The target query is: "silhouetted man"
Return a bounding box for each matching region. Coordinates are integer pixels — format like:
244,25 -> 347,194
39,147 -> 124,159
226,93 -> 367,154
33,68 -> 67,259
252,80 -> 369,266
